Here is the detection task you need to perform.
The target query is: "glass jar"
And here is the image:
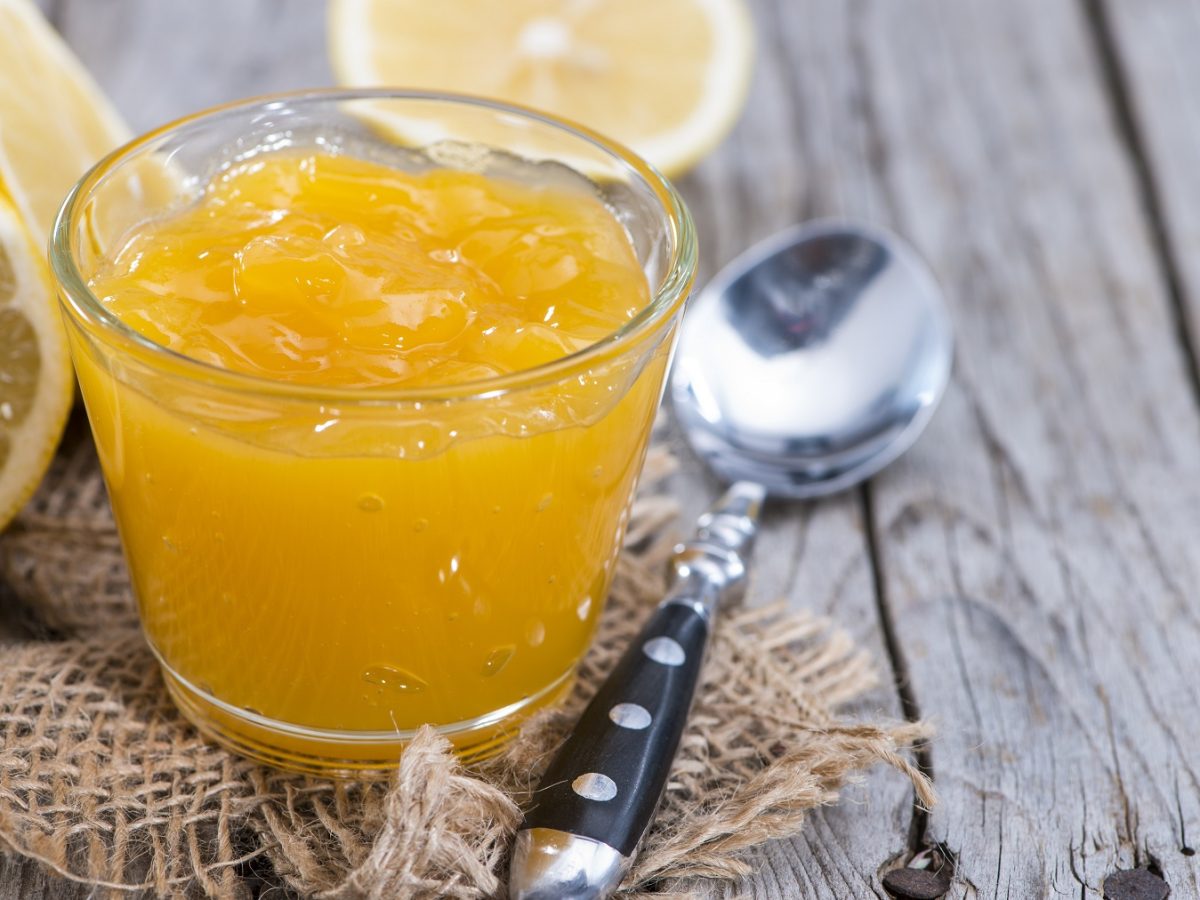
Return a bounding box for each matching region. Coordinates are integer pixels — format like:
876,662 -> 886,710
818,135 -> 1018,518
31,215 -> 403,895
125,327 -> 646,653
52,90 -> 695,775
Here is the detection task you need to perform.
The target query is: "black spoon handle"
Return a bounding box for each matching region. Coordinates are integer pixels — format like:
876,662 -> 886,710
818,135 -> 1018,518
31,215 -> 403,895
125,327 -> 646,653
510,482 -> 765,900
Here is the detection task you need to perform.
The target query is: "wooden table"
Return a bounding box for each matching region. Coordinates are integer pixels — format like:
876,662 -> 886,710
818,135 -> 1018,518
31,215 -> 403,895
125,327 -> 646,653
6,0 -> 1200,897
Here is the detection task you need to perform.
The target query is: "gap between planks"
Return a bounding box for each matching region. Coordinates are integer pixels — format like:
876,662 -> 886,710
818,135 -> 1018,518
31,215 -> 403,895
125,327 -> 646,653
1082,0 -> 1200,419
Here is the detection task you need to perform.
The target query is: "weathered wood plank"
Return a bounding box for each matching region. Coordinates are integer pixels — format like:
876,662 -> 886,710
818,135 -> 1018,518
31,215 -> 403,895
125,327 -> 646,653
806,0 -> 1200,896
0,603 -> 27,645
56,0 -> 332,133
0,852 -> 89,900
1079,0 -> 1200,889
1098,0 -> 1200,383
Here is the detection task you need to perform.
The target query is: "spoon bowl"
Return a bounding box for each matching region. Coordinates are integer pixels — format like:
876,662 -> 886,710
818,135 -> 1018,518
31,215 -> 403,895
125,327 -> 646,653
671,219 -> 953,497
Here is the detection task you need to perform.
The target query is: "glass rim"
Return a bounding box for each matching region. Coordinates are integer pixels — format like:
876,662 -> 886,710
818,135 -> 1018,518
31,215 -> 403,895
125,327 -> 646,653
50,87 -> 697,405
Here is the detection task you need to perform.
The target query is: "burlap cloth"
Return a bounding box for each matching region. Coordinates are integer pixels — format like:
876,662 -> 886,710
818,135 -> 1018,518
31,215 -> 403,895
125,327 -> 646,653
0,416 -> 933,898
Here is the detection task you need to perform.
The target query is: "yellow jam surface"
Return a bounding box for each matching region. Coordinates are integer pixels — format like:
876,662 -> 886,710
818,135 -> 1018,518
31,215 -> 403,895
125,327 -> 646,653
91,152 -> 649,387
75,150 -> 672,767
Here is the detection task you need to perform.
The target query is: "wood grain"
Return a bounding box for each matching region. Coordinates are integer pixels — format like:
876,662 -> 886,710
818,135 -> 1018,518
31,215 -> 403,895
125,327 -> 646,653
0,853 -> 82,900
1074,0 -> 1200,889
1098,0 -> 1200,417
822,0 -> 1200,896
56,0 -> 332,133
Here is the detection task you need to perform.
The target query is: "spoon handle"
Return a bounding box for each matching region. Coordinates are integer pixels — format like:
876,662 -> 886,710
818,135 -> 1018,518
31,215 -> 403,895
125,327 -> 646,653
509,482 -> 765,900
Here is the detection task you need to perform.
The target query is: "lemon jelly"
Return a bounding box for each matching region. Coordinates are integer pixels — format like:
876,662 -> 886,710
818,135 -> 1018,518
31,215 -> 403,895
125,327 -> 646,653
76,148 -> 673,769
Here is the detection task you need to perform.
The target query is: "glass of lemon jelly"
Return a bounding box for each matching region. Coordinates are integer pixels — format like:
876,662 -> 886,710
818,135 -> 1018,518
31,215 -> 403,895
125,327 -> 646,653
51,91 -> 695,774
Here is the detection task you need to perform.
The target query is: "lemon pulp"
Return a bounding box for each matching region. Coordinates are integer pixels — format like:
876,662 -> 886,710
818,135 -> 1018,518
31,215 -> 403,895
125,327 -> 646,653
329,0 -> 755,176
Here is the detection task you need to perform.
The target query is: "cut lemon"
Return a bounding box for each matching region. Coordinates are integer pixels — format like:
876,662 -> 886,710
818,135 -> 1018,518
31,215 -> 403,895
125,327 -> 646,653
0,183 -> 72,530
0,0 -> 130,244
329,0 -> 754,177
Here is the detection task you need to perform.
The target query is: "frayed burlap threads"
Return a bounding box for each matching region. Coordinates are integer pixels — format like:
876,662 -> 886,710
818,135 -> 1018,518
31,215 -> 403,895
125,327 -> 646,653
0,422 -> 933,898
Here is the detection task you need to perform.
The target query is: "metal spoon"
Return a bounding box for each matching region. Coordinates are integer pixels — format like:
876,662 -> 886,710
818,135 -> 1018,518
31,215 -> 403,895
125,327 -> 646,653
509,219 -> 953,899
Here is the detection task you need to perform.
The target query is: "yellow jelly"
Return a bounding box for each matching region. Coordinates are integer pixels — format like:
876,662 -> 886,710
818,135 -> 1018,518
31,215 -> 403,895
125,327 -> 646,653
74,149 -> 675,770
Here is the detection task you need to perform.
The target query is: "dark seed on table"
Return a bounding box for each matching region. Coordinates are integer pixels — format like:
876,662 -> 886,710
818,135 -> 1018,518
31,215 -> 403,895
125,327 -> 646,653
882,867 -> 951,899
1103,868 -> 1170,900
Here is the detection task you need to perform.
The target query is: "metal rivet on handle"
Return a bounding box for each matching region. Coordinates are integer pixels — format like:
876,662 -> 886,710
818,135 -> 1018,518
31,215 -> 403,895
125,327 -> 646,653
643,636 -> 686,666
609,703 -> 652,730
571,773 -> 617,801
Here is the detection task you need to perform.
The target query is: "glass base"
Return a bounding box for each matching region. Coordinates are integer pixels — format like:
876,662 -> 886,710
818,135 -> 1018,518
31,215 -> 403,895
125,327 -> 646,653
158,656 -> 575,777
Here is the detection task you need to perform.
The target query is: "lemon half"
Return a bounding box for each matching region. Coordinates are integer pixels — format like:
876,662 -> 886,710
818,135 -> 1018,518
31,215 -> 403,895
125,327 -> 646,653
0,0 -> 130,244
329,0 -> 755,177
0,0 -> 131,530
0,186 -> 72,529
